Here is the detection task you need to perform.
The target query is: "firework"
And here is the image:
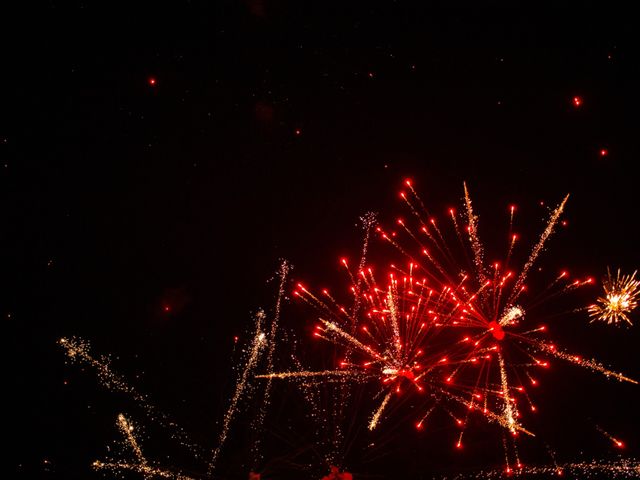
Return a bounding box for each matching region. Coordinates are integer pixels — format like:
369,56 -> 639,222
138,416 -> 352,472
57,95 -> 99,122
60,180 -> 638,478
261,180 -> 636,473
588,269 -> 639,326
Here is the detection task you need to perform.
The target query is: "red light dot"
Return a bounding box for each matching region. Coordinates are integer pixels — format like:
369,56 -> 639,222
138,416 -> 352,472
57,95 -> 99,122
294,128 -> 301,136
148,77 -> 157,86
600,148 -> 608,157
573,96 -> 582,107
164,305 -> 170,312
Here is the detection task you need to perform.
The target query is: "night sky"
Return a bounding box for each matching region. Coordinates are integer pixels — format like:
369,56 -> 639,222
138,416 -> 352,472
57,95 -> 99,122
5,3 -> 640,479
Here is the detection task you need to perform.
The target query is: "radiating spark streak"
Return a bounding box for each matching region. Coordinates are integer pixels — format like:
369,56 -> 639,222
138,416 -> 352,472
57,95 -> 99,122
351,213 -> 377,322
501,433 -> 511,474
589,269 -> 639,326
536,343 -> 637,384
369,390 -> 394,430
319,318 -> 383,359
386,287 -> 402,355
416,404 -> 437,429
464,182 -> 488,287
252,261 -> 290,465
498,352 -> 518,434
509,194 -> 569,304
256,370 -> 365,380
117,414 -> 146,467
210,311 -> 267,471
437,388 -> 534,436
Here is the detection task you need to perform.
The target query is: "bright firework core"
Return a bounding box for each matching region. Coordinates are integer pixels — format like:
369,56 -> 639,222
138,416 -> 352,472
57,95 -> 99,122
488,306 -> 525,340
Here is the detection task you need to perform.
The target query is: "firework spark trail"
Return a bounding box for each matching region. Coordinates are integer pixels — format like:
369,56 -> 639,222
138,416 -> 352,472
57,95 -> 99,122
416,404 -> 437,429
92,414 -> 195,480
436,388 -> 534,436
595,424 -> 625,448
508,194 -> 569,304
464,182 -> 488,288
117,414 -> 147,467
368,390 -> 394,430
210,311 -> 267,472
386,285 -> 402,356
58,337 -> 202,457
350,213 -> 377,325
440,458 -> 640,479
498,352 -> 518,434
332,213 -> 377,464
251,260 -> 290,466
256,370 -> 366,380
589,269 -> 639,326
318,318 -> 383,360
535,343 -> 638,384
59,337 -> 137,396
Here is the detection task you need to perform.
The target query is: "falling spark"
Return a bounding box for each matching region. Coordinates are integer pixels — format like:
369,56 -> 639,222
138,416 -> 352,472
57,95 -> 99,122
595,424 -> 626,448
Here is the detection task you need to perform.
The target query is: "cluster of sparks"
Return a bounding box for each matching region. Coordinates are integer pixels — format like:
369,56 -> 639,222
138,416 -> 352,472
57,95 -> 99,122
588,269 -> 639,326
260,180 -> 637,474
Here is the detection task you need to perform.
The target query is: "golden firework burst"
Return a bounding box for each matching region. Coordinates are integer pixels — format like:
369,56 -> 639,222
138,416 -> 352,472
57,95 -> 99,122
589,269 -> 639,326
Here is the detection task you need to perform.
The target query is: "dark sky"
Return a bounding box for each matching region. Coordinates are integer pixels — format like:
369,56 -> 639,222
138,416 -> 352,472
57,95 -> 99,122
4,3 -> 640,479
